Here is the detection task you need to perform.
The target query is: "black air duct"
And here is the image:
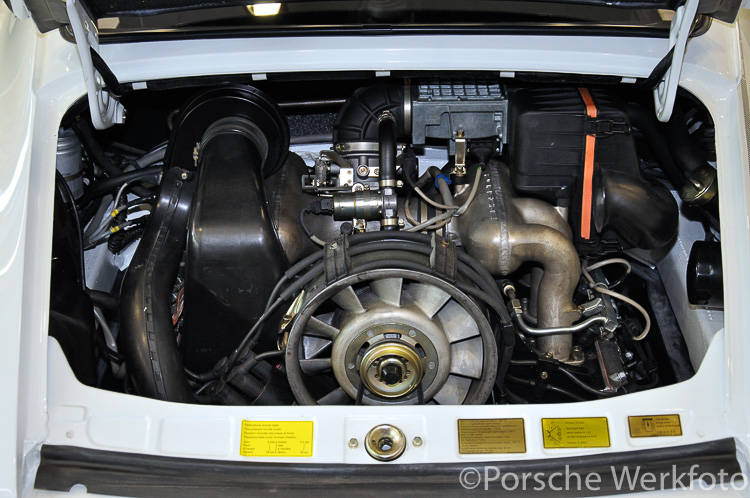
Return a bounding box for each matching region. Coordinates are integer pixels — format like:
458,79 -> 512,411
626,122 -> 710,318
120,86 -> 289,402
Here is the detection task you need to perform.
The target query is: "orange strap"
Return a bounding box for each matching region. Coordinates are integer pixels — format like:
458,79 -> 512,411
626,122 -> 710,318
578,88 -> 598,240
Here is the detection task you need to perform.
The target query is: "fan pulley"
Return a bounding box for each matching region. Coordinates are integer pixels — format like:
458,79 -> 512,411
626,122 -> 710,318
284,250 -> 498,405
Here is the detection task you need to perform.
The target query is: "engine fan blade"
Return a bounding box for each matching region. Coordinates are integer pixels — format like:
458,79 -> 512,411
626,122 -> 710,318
317,387 -> 352,405
408,283 -> 451,318
299,358 -> 333,375
306,316 -> 340,340
437,300 -> 480,343
332,286 -> 366,314
432,375 -> 472,405
370,278 -> 403,307
449,337 -> 484,379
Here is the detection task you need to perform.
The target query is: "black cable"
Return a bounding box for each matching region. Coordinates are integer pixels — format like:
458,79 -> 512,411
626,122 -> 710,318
108,226 -> 145,254
511,358 -> 617,398
214,349 -> 288,390
93,332 -> 125,364
212,234 -> 512,393
401,147 -> 419,189
502,386 -> 526,404
217,297 -> 287,382
232,349 -> 285,379
347,240 -> 501,302
546,385 -> 587,402
349,232 -> 502,301
454,283 -> 512,325
298,199 -> 334,241
121,194 -> 157,211
347,236 -> 504,302
73,120 -> 125,178
505,374 -> 586,402
555,367 -> 618,397
87,289 -> 119,310
185,367 -> 213,383
264,234 -> 503,326
513,331 -> 545,356
510,360 -> 537,367
82,165 -> 163,202
355,380 -> 365,405
299,204 -> 314,238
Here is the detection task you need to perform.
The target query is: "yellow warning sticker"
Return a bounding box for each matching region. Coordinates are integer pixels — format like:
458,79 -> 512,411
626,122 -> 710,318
628,415 -> 682,438
240,420 -> 313,457
542,417 -> 610,449
458,419 -> 526,454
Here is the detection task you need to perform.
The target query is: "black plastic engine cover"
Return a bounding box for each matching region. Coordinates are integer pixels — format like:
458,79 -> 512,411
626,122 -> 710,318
181,117 -> 289,373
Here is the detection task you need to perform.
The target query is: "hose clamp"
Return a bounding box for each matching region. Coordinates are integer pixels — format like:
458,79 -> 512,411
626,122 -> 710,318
434,174 -> 452,188
377,110 -> 397,125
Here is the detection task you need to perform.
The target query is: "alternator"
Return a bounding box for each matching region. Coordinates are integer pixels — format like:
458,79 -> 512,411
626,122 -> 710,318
284,249 -> 498,405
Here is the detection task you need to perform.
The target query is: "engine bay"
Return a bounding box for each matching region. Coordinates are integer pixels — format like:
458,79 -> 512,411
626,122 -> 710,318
50,76 -> 723,411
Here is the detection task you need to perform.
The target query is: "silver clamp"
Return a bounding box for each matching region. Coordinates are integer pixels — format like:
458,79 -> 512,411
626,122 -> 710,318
453,130 -> 467,176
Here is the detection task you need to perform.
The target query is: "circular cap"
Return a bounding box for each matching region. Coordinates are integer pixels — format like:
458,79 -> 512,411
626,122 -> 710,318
365,425 -> 406,462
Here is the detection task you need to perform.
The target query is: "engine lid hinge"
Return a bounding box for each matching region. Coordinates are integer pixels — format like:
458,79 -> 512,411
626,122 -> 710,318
652,0 -> 699,122
66,0 -> 126,130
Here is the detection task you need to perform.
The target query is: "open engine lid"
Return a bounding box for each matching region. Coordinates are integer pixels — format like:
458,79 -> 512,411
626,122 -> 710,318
7,0 -> 745,34
5,0 -> 745,129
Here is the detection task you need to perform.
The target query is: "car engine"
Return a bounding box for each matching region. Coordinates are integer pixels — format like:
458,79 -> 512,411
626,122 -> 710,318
50,77 -> 721,407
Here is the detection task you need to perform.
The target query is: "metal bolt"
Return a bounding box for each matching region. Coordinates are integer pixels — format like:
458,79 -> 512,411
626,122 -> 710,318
573,345 -> 582,353
624,351 -> 634,360
544,351 -> 554,359
413,437 -> 423,447
348,362 -> 355,370
348,438 -> 359,449
408,330 -> 417,337
180,171 -> 189,180
428,361 -> 436,370
367,330 -> 374,338
398,219 -> 405,227
396,180 -> 404,188
540,371 -> 549,380
330,241 -> 338,249
357,166 -> 369,176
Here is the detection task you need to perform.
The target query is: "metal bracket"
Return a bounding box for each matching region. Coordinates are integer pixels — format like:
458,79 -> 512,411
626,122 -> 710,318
66,0 -> 126,130
430,234 -> 457,281
453,130 -> 467,176
653,0 -> 699,122
324,236 -> 351,284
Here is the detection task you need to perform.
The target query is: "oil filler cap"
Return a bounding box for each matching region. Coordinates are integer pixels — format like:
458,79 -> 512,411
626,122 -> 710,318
365,424 -> 406,461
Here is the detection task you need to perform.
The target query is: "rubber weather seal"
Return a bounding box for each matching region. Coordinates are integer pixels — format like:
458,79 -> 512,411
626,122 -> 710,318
35,438 -> 741,497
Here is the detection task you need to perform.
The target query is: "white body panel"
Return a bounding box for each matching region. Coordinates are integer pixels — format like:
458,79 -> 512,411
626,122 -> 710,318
2,4 -> 750,495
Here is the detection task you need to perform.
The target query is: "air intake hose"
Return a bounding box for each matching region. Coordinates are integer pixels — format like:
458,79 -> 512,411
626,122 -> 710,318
119,168 -> 195,402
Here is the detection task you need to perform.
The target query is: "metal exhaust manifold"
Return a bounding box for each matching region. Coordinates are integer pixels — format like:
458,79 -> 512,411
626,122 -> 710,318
450,160 -> 581,361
